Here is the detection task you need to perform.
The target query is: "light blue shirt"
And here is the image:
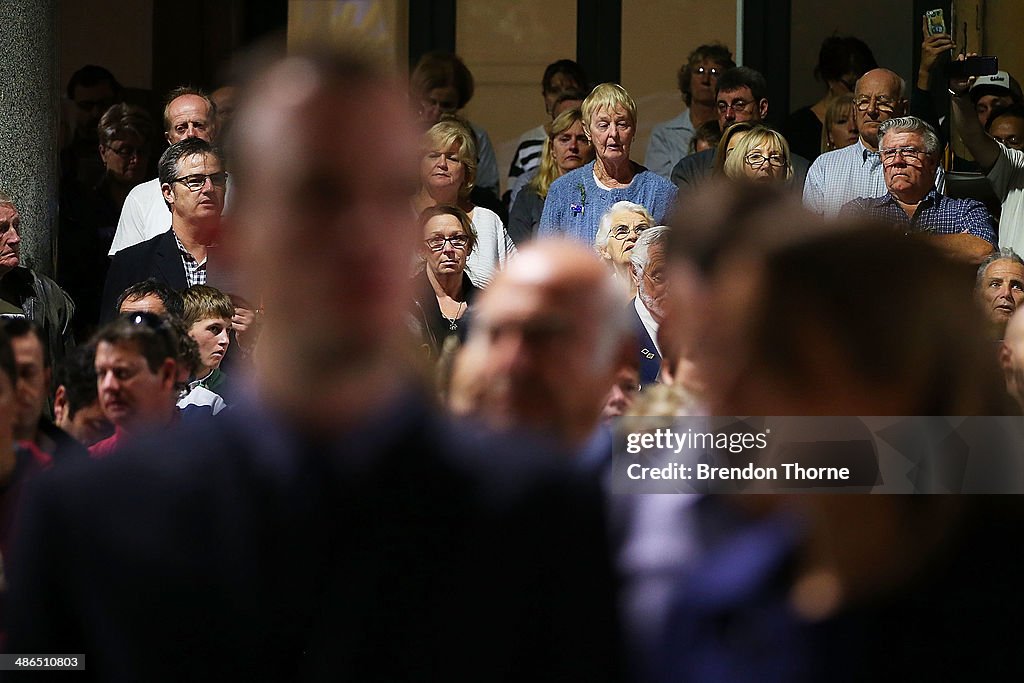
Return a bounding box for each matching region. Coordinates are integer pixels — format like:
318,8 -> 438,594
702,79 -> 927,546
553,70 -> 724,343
538,162 -> 678,245
644,110 -> 696,180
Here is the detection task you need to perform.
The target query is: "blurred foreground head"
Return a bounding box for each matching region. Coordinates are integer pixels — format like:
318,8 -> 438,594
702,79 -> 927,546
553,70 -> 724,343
453,239 -> 633,448
666,180 -> 1007,416
225,44 -> 420,430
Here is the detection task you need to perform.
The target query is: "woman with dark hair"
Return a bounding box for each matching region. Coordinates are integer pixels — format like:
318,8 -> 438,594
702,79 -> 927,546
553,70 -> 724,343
412,205 -> 479,360
782,35 -> 877,161
410,52 -> 501,207
59,102 -> 155,337
507,108 -> 593,245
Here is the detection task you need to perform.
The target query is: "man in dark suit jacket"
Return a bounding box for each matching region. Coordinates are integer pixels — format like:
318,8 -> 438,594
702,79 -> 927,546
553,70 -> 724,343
628,227 -> 671,385
7,48 -> 623,682
100,138 -> 225,321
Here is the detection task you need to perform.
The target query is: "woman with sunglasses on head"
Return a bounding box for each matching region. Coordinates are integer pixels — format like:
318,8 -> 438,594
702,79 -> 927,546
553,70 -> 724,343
412,205 -> 479,360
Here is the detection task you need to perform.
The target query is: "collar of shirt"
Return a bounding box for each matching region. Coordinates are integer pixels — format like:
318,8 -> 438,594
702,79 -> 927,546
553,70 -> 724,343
867,186 -> 941,210
857,138 -> 882,166
173,232 -> 206,266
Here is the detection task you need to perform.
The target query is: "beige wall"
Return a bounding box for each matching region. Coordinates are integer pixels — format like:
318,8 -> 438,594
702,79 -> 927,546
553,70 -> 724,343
60,0 -> 153,90
287,0 -> 408,66
457,0 -> 577,192
459,0 -> 737,192
620,0 -> 737,166
981,1 -> 1024,84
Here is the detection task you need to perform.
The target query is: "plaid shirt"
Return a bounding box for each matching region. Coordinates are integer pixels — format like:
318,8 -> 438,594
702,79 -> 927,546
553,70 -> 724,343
174,232 -> 207,286
839,188 -> 997,246
804,139 -> 945,218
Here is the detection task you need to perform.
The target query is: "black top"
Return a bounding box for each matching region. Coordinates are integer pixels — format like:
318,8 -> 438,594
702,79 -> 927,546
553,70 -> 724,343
7,397 -> 623,682
507,187 -> 546,247
411,269 -> 478,359
781,105 -> 823,163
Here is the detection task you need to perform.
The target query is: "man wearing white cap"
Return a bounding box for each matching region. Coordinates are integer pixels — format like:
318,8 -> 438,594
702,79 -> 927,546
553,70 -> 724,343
970,71 -> 1023,126
952,60 -> 1024,254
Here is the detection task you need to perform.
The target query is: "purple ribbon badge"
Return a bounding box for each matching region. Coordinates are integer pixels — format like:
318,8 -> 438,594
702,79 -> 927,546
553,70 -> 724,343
570,202 -> 584,216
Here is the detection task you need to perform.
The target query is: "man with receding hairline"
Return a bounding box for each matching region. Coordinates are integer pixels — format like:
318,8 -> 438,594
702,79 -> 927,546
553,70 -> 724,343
456,238 -> 634,449
110,87 -> 226,256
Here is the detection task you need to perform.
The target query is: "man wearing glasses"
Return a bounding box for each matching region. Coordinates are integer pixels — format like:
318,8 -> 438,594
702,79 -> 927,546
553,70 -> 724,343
100,138 -> 226,320
670,67 -> 810,190
7,49 -> 620,681
629,226 -> 672,384
805,68 -> 943,218
109,87 -> 224,256
840,116 -> 994,264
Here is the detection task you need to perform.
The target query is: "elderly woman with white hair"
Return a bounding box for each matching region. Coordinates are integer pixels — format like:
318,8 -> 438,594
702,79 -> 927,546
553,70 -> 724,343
538,83 -> 677,244
594,201 -> 654,298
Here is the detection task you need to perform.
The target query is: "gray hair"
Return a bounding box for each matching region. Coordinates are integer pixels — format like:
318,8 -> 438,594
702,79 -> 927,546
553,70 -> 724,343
158,138 -> 224,211
630,225 -> 671,275
595,201 -> 654,250
976,247 -> 1024,289
0,190 -> 13,207
878,115 -> 940,156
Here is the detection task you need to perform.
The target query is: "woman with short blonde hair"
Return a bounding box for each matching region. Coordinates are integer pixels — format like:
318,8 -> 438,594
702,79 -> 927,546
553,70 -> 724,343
538,82 -> 676,244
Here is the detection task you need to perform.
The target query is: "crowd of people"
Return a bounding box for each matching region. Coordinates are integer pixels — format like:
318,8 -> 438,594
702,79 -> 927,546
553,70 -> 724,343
1,19 -> 1024,680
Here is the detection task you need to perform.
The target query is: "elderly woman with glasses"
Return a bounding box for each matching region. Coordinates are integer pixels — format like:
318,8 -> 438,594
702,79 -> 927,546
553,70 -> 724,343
538,83 -> 677,245
722,125 -> 794,185
594,201 -> 654,298
412,205 -> 479,360
412,117 -> 515,288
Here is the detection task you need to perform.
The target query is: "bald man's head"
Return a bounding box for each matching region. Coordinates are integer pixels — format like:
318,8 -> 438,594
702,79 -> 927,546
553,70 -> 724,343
854,68 -> 907,150
460,239 -> 632,447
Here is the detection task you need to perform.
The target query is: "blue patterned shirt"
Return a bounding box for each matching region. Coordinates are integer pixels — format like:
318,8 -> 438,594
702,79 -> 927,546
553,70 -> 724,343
804,139 -> 945,218
538,161 -> 677,245
840,188 -> 997,246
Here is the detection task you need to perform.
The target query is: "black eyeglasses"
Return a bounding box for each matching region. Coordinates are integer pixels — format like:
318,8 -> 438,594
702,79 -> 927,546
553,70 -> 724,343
171,172 -> 228,192
717,100 -> 753,113
744,152 -> 787,168
424,235 -> 469,251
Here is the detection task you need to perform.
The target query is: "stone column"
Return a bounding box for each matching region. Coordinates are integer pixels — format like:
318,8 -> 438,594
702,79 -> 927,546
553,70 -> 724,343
0,0 -> 59,276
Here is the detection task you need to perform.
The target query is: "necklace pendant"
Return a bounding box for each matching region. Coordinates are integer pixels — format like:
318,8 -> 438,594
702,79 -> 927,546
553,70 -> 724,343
448,320 -> 458,330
